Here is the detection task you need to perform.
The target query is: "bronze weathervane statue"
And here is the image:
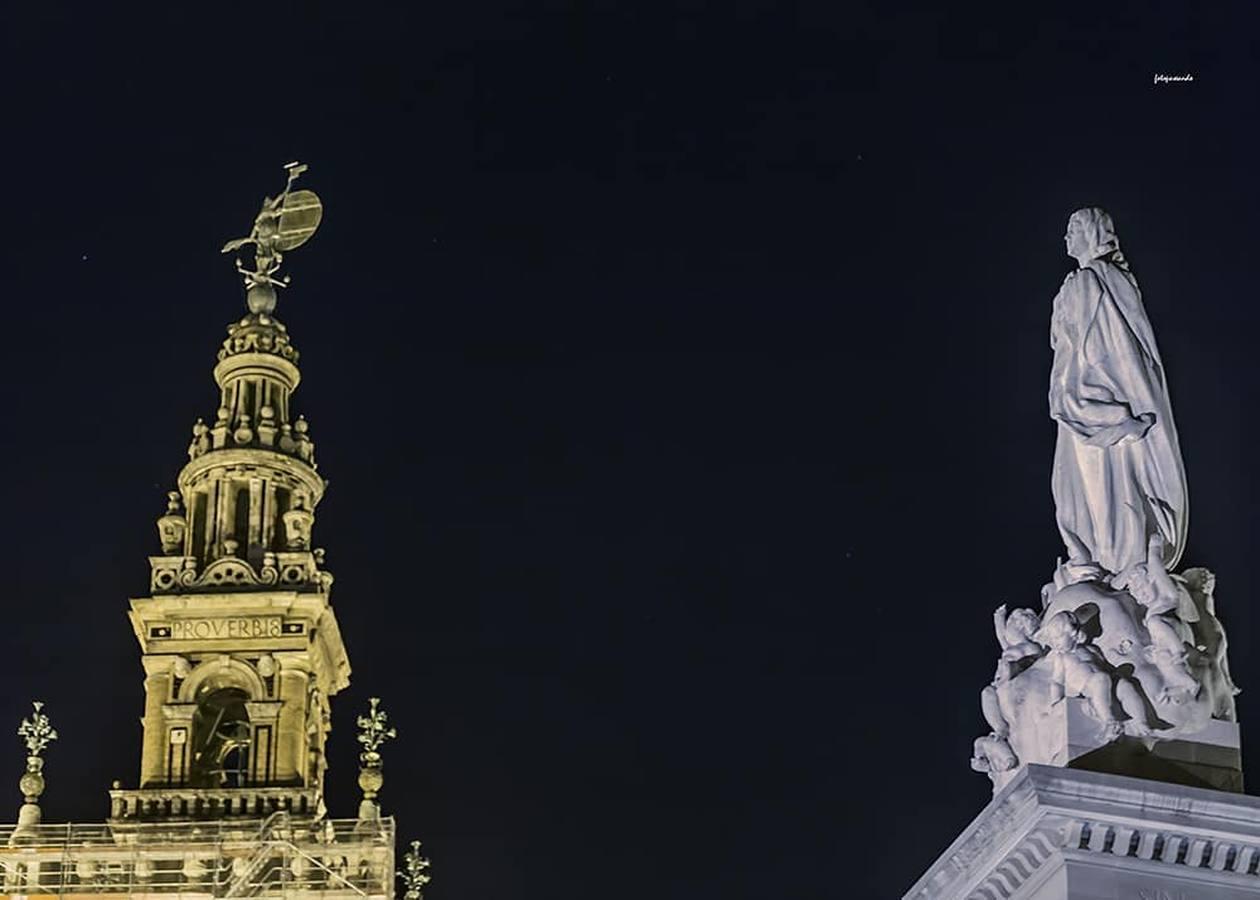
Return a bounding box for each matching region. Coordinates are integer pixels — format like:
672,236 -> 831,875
222,161 -> 324,314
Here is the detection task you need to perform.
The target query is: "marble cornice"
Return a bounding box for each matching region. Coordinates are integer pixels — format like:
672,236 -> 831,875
906,766 -> 1260,899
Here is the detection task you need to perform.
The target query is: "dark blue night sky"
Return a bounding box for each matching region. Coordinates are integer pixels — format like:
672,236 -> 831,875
1,3 -> 1258,897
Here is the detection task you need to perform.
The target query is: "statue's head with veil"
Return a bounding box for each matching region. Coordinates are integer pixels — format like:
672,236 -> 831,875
1064,207 -> 1127,270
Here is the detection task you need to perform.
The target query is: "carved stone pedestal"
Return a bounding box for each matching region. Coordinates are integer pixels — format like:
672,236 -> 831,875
990,698 -> 1242,795
905,765 -> 1260,899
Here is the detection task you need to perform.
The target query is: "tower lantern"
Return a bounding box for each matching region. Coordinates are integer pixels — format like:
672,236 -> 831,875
0,164 -> 404,900
118,163 -> 350,821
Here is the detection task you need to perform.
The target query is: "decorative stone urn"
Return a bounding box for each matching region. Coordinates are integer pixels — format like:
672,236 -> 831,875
156,492 -> 187,555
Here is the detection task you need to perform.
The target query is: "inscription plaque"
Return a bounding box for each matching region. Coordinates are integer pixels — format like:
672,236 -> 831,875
147,616 -> 303,641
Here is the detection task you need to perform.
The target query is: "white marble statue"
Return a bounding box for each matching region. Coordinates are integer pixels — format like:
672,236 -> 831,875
970,210 -> 1242,791
1050,208 -> 1187,580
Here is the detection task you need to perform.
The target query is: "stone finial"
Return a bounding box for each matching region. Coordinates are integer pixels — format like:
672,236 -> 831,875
294,415 -> 315,465
398,840 -> 433,900
156,491 -> 187,555
233,413 -> 254,445
12,701 -> 57,840
355,697 -> 397,821
187,418 -> 210,460
283,488 -> 315,549
258,404 -> 278,447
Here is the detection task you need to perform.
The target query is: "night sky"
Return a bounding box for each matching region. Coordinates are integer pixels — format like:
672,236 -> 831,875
2,3 -> 1259,898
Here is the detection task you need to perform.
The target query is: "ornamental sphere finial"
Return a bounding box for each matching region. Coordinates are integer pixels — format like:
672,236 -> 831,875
355,696 -> 398,821
13,701 -> 57,836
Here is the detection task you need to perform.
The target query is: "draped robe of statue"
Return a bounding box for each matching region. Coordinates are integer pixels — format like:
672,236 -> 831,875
1049,209 -> 1187,577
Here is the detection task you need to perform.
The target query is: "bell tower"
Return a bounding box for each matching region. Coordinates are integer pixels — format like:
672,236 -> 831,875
114,163 -> 349,821
0,163 -> 422,900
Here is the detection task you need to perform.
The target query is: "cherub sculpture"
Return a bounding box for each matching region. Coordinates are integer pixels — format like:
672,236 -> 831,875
1113,534 -> 1200,702
970,734 -> 1018,775
974,605 -> 1044,776
1181,567 -> 1239,720
991,605 -> 1044,682
1037,610 -> 1152,737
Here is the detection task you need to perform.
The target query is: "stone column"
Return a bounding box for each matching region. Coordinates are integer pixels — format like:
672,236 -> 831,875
244,700 -> 282,785
138,659 -> 172,787
160,703 -> 196,785
274,656 -> 311,785
248,477 -> 264,564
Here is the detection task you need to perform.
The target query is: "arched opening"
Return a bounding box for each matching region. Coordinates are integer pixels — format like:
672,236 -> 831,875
189,687 -> 252,788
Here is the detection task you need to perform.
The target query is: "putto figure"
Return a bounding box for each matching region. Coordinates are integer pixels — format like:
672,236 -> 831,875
1037,611 -> 1152,738
972,606 -> 1044,776
1113,534 -> 1200,702
1050,208 -> 1187,581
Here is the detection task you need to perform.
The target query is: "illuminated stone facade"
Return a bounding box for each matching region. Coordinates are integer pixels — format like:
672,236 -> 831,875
0,168 -> 403,900
125,303 -> 347,819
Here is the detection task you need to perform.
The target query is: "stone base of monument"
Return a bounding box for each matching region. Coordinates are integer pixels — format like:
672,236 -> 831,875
905,764 -> 1260,899
990,697 -> 1243,795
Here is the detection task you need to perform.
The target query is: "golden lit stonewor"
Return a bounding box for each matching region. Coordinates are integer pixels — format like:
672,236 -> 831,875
0,164 -> 425,899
